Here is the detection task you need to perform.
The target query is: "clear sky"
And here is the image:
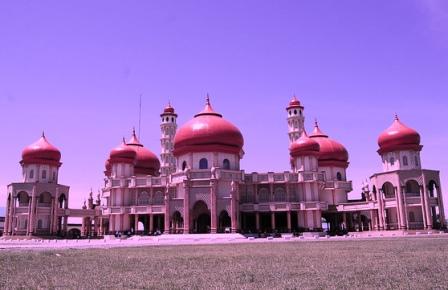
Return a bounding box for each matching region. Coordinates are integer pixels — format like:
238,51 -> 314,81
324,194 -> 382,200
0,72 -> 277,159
0,1 -> 447,211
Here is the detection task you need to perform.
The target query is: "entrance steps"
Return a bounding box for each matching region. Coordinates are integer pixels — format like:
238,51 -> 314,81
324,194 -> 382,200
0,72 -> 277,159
347,230 -> 445,238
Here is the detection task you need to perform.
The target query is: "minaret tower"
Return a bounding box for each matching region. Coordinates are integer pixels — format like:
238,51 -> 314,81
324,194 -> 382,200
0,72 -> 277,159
160,102 -> 178,175
286,96 -> 305,145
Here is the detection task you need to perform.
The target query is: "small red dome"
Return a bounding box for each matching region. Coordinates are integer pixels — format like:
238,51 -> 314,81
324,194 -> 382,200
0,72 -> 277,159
161,102 -> 177,117
290,131 -> 320,157
21,133 -> 61,167
310,121 -> 349,168
286,96 -> 303,110
109,139 -> 136,164
173,96 -> 244,156
378,115 -> 422,154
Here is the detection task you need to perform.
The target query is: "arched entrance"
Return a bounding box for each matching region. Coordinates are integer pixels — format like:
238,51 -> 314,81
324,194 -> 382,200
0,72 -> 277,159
192,200 -> 210,233
218,210 -> 231,233
171,211 -> 184,234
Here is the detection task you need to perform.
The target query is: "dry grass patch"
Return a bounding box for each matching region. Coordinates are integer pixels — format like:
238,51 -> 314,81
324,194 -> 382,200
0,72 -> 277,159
1,237 -> 448,289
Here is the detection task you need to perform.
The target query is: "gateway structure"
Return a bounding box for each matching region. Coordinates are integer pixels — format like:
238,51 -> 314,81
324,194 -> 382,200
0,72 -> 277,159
3,96 -> 446,237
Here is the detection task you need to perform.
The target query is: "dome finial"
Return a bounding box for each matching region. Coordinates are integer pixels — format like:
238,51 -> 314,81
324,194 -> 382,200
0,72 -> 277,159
42,131 -> 46,138
206,93 -> 211,106
122,137 -> 126,144
394,113 -> 399,121
314,118 -> 319,128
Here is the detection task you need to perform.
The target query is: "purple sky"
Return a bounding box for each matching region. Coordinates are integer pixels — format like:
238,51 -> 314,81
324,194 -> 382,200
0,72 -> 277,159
1,1 -> 448,210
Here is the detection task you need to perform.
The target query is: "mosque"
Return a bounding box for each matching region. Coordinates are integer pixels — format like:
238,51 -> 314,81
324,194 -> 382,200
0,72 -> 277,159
2,96 -> 446,237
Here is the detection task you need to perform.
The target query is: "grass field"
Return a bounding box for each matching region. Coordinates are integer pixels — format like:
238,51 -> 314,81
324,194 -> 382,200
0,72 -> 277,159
1,237 -> 448,289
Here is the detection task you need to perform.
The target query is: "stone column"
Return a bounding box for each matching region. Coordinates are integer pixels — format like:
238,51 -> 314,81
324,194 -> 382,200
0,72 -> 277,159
4,195 -> 11,236
437,184 -> 446,227
210,180 -> 217,233
110,215 -> 115,234
256,212 -> 260,232
271,212 -> 276,231
395,187 -> 404,230
377,190 -> 385,230
183,181 -> 190,234
149,214 -> 154,233
287,211 -> 292,232
134,214 -> 139,233
63,216 -> 68,236
164,187 -> 170,234
420,185 -> 428,229
28,186 -> 37,236
230,181 -> 238,233
81,218 -> 86,236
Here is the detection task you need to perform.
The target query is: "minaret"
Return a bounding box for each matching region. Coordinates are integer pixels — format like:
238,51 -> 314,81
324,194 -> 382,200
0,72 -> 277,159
160,102 -> 177,175
286,96 -> 305,146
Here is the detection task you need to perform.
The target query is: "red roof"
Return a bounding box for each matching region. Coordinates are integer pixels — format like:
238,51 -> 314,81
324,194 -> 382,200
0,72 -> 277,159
378,115 -> 422,154
286,96 -> 304,110
173,96 -> 244,156
161,102 -> 177,117
21,133 -> 62,167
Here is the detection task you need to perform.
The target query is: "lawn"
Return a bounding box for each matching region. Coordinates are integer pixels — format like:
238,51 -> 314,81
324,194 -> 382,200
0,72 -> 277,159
1,237 -> 448,289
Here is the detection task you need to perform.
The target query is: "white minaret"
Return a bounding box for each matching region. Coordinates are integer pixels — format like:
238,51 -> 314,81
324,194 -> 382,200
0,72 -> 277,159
160,102 -> 177,175
286,96 -> 305,146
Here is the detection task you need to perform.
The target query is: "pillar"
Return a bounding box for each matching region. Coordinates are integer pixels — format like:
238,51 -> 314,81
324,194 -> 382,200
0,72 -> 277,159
164,189 -> 170,233
149,214 -> 154,233
63,216 -> 68,236
256,212 -> 260,232
4,196 -> 11,236
210,180 -> 217,233
271,212 -> 276,231
183,181 -> 190,234
134,214 -> 139,233
287,211 -> 292,232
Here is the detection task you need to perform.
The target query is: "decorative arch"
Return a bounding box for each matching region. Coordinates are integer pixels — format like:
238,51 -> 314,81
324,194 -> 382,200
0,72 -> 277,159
218,210 -> 231,233
192,200 -> 210,233
171,211 -> 184,233
223,159 -> 230,170
274,187 -> 286,202
428,180 -> 438,198
38,192 -> 52,206
58,194 -> 67,208
381,182 -> 395,198
405,180 -> 420,196
17,191 -> 30,206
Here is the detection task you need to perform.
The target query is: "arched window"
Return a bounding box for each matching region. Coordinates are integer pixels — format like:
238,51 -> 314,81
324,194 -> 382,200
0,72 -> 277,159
381,182 -> 395,198
294,109 -> 297,115
258,188 -> 270,203
428,181 -> 438,198
336,172 -> 342,181
29,170 -> 34,179
171,117 -> 174,122
405,180 -> 420,196
182,161 -> 187,171
414,156 -> 419,166
59,194 -> 67,208
39,192 -> 52,207
42,170 -> 47,179
390,157 -> 395,166
223,159 -> 230,170
402,156 -> 408,166
18,192 -> 30,206
199,158 -> 208,169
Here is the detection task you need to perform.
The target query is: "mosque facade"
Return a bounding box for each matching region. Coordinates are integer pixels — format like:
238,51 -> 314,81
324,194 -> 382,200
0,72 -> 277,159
2,97 -> 446,237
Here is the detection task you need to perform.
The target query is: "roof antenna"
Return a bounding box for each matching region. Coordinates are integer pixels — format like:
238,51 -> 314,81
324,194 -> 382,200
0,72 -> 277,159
138,94 -> 142,140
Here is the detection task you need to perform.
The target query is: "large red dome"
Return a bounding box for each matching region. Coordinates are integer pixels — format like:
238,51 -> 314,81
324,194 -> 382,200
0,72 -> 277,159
109,139 -> 136,164
378,115 -> 422,154
310,122 -> 349,168
21,133 -> 61,167
173,97 -> 244,156
290,131 -> 320,157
